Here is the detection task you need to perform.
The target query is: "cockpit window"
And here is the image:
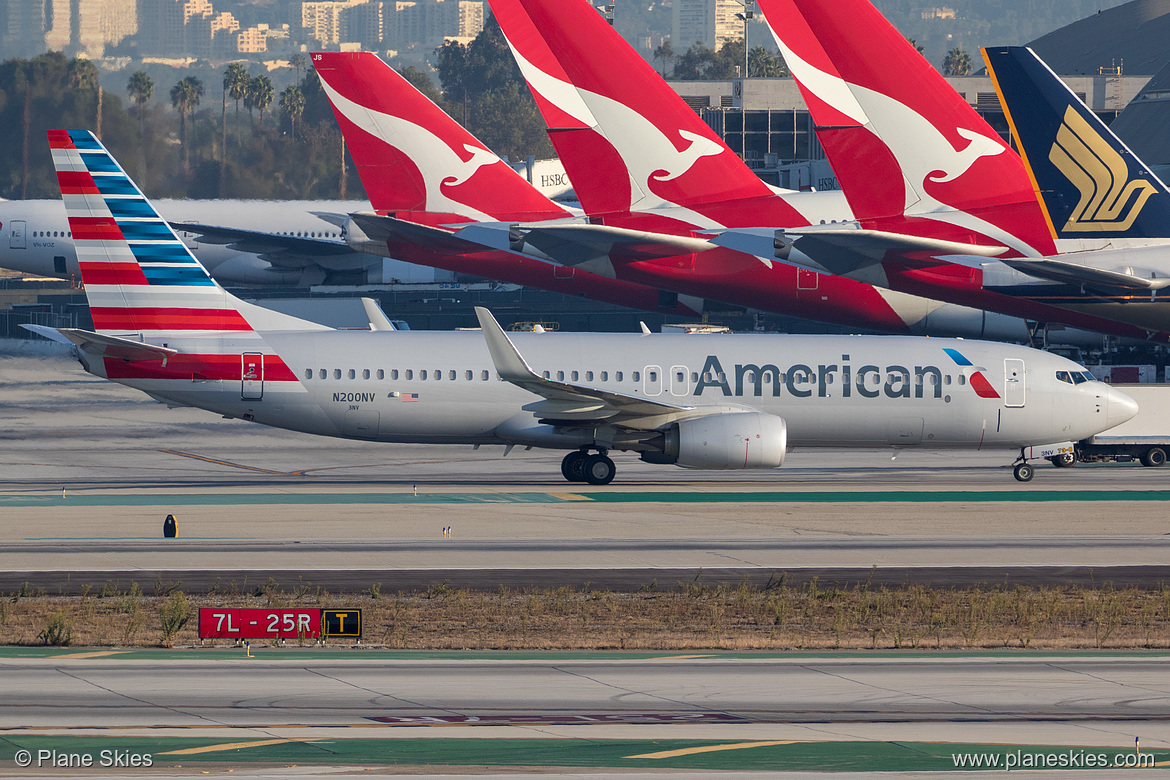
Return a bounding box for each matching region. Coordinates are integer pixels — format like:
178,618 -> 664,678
1056,370 -> 1073,384
1072,371 -> 1092,384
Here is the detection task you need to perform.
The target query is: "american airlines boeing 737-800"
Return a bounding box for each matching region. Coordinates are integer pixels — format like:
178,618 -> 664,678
32,130 -> 1136,483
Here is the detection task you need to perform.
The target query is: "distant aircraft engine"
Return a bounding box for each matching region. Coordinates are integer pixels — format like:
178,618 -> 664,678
664,412 -> 787,469
213,254 -> 326,287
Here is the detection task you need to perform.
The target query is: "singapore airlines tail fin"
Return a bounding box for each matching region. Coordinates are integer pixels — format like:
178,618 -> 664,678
311,52 -> 569,224
758,0 -> 1054,253
984,46 -> 1170,240
494,0 -> 781,217
48,129 -> 326,336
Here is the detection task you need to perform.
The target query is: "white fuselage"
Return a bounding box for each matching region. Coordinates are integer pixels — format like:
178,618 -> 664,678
77,329 -> 1134,454
0,199 -> 439,286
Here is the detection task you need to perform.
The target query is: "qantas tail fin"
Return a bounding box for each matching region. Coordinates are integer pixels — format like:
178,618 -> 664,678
984,46 -> 1170,239
758,0 -> 1055,253
495,0 -> 779,218
48,129 -> 324,335
311,52 -> 568,224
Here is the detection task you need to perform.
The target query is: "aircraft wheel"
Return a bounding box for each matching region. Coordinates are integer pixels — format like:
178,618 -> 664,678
561,450 -> 589,482
583,453 -> 616,485
1013,463 -> 1034,482
1141,447 -> 1166,468
1049,452 -> 1076,468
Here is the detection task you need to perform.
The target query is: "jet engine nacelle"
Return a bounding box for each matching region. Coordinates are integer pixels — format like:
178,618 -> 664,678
212,254 -> 326,287
664,411 -> 787,469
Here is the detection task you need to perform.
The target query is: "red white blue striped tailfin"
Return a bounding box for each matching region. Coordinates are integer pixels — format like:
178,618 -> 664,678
48,129 -> 322,336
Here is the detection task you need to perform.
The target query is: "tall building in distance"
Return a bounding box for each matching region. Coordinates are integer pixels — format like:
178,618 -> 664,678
237,22 -> 291,54
672,0 -> 745,51
302,0 -> 374,47
1,0 -> 49,58
387,0 -> 483,50
1,0 -> 138,59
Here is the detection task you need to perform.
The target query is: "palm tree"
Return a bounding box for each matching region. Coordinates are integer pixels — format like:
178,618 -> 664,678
223,62 -> 249,144
943,47 -> 971,76
127,70 -> 153,179
250,75 -> 274,129
170,75 -> 204,171
127,70 -> 153,128
67,57 -> 102,139
653,40 -> 674,77
17,63 -> 31,199
290,52 -> 308,84
748,46 -> 785,77
280,84 -> 305,141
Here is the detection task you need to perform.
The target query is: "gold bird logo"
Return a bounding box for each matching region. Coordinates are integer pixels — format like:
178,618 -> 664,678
1049,106 -> 1155,232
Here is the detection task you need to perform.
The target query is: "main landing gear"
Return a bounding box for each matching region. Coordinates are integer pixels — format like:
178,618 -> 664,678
560,448 -> 616,485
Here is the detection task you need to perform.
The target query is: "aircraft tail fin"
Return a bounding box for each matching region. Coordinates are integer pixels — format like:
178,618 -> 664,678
311,51 -> 568,224
758,0 -> 1054,253
498,0 -> 779,216
984,46 -> 1170,239
48,129 -> 324,335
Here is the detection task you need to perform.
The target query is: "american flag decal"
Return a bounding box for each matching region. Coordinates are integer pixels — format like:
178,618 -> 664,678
401,392 -> 420,402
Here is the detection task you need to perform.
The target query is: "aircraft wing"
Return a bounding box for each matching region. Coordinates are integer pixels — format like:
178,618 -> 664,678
23,326 -> 179,363
172,222 -> 361,268
349,213 -> 489,254
775,228 -> 1007,277
511,224 -> 716,266
474,307 -> 696,425
1001,256 -> 1170,292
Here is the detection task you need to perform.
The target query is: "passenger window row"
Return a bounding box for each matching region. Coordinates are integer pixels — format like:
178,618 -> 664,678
303,368 -> 492,381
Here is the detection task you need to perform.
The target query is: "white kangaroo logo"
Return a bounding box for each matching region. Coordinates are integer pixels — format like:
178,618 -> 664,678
775,27 -> 1036,256
319,77 -> 503,221
505,36 -> 725,224
927,127 -> 1006,184
651,130 -> 724,182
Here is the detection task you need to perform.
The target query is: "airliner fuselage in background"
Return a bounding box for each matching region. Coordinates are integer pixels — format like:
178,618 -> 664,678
35,129 -> 1138,485
0,198 -> 432,287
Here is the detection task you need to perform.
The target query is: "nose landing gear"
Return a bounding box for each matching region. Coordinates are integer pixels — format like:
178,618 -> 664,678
560,448 -> 616,485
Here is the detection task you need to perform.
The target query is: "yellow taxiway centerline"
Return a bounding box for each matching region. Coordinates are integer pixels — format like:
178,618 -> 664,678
628,740 -> 805,759
159,738 -> 317,756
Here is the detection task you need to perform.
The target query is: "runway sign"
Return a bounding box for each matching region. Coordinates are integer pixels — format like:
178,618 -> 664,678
323,609 -> 362,637
198,608 -> 362,639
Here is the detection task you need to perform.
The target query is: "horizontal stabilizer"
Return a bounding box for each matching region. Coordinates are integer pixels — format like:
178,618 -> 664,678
474,306 -> 694,424
514,224 -> 716,266
1001,257 -> 1170,291
19,324 -> 76,346
349,213 -> 487,254
52,328 -> 179,362
777,227 -> 1006,277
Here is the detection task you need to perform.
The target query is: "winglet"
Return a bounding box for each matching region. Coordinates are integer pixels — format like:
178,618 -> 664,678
474,306 -> 540,382
361,297 -> 396,331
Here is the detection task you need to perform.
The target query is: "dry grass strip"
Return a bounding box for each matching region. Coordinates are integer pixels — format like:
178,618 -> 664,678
2,576 -> 1169,650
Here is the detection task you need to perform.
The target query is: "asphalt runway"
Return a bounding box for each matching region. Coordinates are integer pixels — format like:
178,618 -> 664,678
0,651 -> 1166,774
6,653 -> 1168,733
